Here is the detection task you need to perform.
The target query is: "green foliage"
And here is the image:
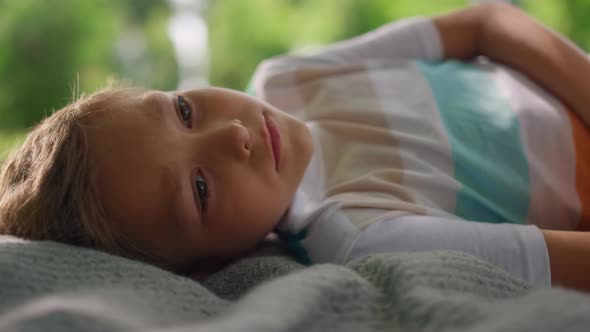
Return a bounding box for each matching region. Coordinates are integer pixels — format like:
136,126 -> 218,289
207,0 -> 590,91
143,6 -> 179,91
522,0 -> 590,51
0,0 -> 176,130
0,0 -> 121,129
1,0 -> 589,139
206,0 -> 465,90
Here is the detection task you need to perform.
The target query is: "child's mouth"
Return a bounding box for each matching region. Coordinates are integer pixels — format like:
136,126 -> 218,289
264,114 -> 281,171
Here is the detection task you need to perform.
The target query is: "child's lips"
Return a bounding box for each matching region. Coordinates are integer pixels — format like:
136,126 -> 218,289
264,113 -> 281,171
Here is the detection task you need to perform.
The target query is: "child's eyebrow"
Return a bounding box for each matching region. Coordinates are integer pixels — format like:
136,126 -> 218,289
141,91 -> 170,124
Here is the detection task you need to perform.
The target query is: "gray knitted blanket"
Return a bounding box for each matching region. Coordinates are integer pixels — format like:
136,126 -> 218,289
1,235 -> 589,331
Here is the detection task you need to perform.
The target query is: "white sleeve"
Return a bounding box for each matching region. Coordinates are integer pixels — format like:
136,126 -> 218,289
346,215 -> 551,288
251,17 -> 442,96
299,17 -> 443,63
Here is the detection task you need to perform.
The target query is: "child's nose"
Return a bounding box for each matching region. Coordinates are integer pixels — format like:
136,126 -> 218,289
216,119 -> 251,161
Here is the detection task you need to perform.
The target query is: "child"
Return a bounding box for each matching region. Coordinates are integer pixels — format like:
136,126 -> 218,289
2,3 -> 590,291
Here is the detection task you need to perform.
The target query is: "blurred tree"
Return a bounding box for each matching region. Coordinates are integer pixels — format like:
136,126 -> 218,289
207,0 -> 590,91
0,0 -> 589,133
206,0 -> 465,90
143,5 -> 178,91
0,0 -> 121,129
557,0 -> 590,51
521,0 -> 590,53
207,0 -> 293,91
115,0 -> 177,91
122,0 -> 167,22
0,0 -> 177,130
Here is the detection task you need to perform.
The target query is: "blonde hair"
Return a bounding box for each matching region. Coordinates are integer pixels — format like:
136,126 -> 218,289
0,86 -> 169,268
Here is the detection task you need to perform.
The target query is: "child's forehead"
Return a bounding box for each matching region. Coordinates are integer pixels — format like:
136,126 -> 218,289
98,89 -> 157,115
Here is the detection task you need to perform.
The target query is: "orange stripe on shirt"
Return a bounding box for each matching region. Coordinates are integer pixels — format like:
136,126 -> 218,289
565,106 -> 590,231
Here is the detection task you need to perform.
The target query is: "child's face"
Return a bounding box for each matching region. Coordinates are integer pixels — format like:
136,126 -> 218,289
88,87 -> 313,266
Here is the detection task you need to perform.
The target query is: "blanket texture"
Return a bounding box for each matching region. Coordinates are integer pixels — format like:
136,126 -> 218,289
0,235 -> 589,331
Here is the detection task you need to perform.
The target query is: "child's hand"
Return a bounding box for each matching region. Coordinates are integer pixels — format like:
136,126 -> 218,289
434,3 -> 590,127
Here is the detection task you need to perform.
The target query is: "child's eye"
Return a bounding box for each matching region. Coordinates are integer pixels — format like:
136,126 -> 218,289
195,173 -> 208,213
177,95 -> 192,127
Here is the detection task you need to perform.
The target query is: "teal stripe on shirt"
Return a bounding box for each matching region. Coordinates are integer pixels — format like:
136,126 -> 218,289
417,61 -> 530,224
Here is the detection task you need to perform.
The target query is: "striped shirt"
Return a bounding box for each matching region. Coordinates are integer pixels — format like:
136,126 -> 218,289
250,17 -> 589,287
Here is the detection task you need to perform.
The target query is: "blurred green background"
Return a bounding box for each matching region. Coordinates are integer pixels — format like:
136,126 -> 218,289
1,0 -> 590,159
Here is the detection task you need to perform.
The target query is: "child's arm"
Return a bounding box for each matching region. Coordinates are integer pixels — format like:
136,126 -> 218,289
345,215 -> 550,288
305,16 -> 442,62
434,3 -> 590,292
434,2 -> 590,127
541,230 -> 590,292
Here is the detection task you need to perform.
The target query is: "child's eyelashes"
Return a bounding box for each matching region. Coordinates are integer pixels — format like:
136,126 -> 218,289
177,95 -> 192,128
194,172 -> 208,214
